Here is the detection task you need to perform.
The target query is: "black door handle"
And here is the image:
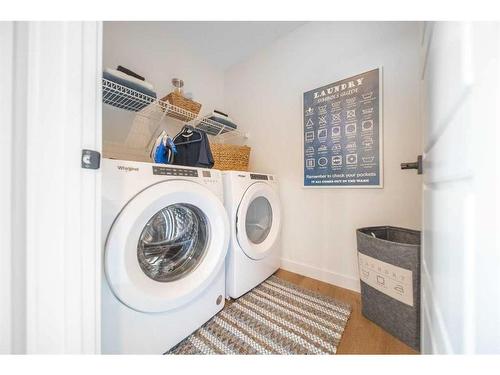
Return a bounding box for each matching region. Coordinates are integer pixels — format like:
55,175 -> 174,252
401,155 -> 423,175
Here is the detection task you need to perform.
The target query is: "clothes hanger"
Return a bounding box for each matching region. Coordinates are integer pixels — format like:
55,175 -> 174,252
175,137 -> 202,146
174,125 -> 203,145
181,124 -> 194,138
172,125 -> 193,141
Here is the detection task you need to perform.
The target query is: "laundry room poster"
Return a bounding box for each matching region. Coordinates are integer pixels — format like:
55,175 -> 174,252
303,68 -> 383,188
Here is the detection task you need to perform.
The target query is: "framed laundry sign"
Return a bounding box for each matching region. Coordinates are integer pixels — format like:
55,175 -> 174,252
303,68 -> 383,188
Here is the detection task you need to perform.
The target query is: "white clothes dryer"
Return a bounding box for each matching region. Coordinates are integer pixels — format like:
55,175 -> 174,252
102,159 -> 229,354
222,171 -> 282,299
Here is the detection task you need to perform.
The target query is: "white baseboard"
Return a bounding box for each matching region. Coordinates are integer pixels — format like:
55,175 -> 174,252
280,258 -> 361,293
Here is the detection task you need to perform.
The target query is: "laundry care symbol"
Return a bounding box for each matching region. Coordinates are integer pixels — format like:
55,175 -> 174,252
306,118 -> 314,128
346,141 -> 356,150
331,101 -> 341,109
317,128 -> 327,141
318,115 -> 326,125
346,109 -> 356,119
376,275 -> 385,285
362,137 -> 373,147
318,105 -> 327,115
331,112 -> 341,123
318,157 -> 328,167
332,155 -> 342,166
305,107 -> 314,116
394,285 -> 405,294
332,126 -> 341,137
361,119 -> 373,131
362,91 -> 374,100
345,97 -> 357,106
345,123 -> 357,135
346,154 -> 358,165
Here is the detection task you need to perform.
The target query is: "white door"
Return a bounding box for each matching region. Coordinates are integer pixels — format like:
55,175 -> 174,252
421,22 -> 500,354
0,21 -> 102,354
236,183 -> 281,260
105,180 -> 229,313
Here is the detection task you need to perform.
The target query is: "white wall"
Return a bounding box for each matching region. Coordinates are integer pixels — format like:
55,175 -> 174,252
225,22 -> 423,291
103,22 -> 225,160
102,21 -> 423,292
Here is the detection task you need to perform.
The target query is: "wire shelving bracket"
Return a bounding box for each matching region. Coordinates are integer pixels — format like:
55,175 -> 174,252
102,78 -> 248,143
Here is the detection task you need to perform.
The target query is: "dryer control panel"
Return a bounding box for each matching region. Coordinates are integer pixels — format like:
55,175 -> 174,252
250,173 -> 268,180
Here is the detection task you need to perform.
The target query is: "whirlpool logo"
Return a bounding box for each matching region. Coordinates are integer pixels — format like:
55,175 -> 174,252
117,165 -> 139,172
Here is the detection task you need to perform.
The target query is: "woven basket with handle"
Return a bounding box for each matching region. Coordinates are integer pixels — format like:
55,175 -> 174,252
161,92 -> 202,122
211,144 -> 251,171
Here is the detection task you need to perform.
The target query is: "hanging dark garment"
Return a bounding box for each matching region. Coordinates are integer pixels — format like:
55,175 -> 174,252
173,127 -> 214,168
197,130 -> 214,168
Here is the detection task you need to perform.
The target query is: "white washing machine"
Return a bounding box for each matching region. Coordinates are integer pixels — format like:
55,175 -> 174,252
102,158 -> 229,354
222,171 -> 282,299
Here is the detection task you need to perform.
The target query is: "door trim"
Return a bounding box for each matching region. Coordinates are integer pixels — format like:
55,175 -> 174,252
0,21 -> 14,354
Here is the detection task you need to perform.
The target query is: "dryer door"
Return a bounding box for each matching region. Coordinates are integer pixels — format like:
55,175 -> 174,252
236,182 -> 281,260
105,180 -> 229,313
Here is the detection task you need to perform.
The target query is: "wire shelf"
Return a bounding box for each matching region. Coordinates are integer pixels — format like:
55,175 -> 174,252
102,78 -> 247,140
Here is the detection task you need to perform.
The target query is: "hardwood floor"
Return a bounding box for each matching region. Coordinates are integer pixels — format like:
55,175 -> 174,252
275,269 -> 418,355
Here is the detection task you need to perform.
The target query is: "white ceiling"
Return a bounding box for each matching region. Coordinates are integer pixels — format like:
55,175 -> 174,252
155,21 -> 307,71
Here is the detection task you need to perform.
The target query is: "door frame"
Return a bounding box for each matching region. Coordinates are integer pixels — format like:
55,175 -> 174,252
0,21 -> 15,354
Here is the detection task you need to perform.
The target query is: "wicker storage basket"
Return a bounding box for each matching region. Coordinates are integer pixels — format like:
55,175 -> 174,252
161,92 -> 202,122
211,144 -> 251,171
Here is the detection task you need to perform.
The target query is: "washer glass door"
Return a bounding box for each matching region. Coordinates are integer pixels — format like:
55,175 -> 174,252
105,180 -> 229,313
245,197 -> 273,245
236,182 -> 281,260
137,203 -> 209,282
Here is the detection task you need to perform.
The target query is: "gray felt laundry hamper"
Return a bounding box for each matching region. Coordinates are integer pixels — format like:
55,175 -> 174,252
356,226 -> 421,351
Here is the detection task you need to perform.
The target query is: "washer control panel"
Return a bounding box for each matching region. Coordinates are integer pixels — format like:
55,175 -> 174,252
152,166 -> 199,177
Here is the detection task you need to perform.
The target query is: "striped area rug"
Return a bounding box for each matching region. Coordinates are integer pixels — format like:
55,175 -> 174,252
167,275 -> 351,354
